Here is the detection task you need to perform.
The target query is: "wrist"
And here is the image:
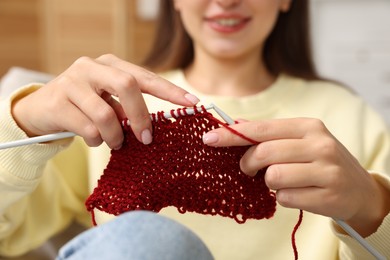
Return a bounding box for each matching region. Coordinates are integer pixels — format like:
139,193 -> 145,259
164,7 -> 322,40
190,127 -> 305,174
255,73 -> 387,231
10,85 -> 42,137
346,174 -> 390,237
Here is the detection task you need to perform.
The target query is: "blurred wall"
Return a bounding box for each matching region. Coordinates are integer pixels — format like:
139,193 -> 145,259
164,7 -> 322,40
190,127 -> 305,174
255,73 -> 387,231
311,0 -> 390,124
0,0 -> 157,77
0,0 -> 43,77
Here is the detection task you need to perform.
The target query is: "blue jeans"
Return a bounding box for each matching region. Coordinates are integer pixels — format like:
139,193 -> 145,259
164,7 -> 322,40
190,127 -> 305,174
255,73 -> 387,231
56,211 -> 214,260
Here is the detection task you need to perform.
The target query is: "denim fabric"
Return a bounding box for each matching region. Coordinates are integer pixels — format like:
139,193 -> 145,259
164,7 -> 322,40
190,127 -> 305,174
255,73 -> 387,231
56,211 -> 214,260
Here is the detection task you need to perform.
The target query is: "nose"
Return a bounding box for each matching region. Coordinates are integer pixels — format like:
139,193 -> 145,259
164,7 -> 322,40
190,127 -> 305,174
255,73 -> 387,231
215,0 -> 241,8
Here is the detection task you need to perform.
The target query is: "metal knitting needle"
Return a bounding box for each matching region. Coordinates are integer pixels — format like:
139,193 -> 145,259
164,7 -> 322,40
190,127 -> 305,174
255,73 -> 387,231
210,103 -> 235,125
208,105 -> 386,260
0,131 -> 77,150
334,219 -> 386,260
124,104 -> 214,125
0,104 -> 219,150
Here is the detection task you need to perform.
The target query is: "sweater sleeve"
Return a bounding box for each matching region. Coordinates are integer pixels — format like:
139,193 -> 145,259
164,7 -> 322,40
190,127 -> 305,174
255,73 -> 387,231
332,103 -> 390,259
0,85 -> 90,257
333,175 -> 390,259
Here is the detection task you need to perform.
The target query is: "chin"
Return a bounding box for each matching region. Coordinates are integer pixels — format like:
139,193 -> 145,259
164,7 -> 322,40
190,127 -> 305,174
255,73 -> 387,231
209,48 -> 251,61
204,45 -> 241,57
204,41 -> 259,60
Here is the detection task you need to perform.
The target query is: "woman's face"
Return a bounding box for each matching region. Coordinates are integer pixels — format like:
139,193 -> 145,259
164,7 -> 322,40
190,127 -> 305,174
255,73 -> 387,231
174,0 -> 291,60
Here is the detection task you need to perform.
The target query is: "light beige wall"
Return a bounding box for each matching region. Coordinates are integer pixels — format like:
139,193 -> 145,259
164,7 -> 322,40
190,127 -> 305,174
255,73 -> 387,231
311,0 -> 390,124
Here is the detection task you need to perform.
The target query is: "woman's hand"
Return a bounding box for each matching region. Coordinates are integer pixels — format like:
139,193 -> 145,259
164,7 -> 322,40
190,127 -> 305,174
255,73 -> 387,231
11,54 -> 199,149
203,118 -> 390,236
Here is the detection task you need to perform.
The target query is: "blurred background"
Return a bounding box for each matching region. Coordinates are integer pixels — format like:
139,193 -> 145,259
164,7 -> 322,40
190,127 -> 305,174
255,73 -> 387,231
0,0 -> 157,75
0,0 -> 389,123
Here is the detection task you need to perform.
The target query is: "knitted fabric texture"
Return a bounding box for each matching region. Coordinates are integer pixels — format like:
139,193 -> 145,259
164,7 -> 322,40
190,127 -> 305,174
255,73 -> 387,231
85,107 -> 277,224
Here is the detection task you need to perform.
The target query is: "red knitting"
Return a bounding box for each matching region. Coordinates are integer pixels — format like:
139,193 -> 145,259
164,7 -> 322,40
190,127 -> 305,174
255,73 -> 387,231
85,106 -> 304,259
85,106 -> 277,224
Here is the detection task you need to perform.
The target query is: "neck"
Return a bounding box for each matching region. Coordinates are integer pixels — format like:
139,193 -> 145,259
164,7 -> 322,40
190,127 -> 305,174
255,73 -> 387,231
184,48 -> 275,97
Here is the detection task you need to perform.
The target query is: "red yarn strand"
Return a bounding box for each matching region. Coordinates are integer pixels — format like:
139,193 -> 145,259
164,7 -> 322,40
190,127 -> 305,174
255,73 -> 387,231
292,209 -> 303,260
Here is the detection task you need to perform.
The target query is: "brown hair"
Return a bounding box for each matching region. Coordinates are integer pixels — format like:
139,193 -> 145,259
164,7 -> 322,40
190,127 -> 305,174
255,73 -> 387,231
143,0 -> 320,80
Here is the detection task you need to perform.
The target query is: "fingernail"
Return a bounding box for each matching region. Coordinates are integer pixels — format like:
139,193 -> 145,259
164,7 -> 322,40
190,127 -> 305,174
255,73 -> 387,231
202,133 -> 219,144
184,93 -> 200,105
141,129 -> 153,145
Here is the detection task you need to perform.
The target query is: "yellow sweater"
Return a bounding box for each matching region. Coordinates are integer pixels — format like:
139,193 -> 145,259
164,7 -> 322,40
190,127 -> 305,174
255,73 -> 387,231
0,71 -> 389,259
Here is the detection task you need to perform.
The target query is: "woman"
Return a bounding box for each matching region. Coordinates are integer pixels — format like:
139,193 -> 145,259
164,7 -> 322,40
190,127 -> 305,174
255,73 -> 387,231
0,0 -> 389,259
141,1 -> 390,259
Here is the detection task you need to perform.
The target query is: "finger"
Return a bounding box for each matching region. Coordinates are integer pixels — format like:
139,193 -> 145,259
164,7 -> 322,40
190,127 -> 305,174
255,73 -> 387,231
240,139 -> 314,176
67,56 -> 199,144
96,54 -> 200,106
101,92 -> 126,120
203,118 -> 326,147
85,56 -> 199,144
114,78 -> 153,144
55,103 -> 103,147
71,58 -> 153,143
265,163 -> 326,190
63,59 -> 150,144
66,81 -> 124,149
276,187 -> 342,218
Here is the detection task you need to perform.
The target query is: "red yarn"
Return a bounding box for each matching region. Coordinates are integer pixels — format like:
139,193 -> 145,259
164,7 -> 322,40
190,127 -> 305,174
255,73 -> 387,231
292,209 -> 303,260
85,106 -> 302,259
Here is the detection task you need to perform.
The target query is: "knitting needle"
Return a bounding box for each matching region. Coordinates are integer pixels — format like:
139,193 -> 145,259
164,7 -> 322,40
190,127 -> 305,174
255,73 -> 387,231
124,104 -> 214,125
0,131 -> 77,150
209,105 -> 386,260
335,219 -> 386,260
210,103 -> 235,125
0,104 -> 217,150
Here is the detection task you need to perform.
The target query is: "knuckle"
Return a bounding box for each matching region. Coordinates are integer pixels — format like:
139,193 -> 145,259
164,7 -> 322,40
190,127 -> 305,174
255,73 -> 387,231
265,165 -> 281,189
317,137 -> 338,157
239,159 -> 253,176
252,142 -> 270,162
97,53 -> 117,63
276,190 -> 292,207
85,138 -> 103,147
83,125 -> 102,147
94,106 -> 117,125
239,146 -> 261,176
306,118 -> 327,132
72,56 -> 93,67
111,138 -> 124,150
116,74 -> 138,91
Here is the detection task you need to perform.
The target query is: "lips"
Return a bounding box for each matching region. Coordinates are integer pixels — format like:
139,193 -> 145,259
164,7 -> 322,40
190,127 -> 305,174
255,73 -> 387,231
205,14 -> 251,33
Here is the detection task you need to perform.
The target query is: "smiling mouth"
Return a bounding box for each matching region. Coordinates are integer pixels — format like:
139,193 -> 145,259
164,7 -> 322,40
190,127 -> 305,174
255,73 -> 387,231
205,17 -> 251,33
214,18 -> 243,27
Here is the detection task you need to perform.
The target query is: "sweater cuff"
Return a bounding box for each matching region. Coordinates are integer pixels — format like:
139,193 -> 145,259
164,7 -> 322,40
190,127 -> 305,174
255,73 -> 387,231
0,84 -> 72,184
332,173 -> 390,259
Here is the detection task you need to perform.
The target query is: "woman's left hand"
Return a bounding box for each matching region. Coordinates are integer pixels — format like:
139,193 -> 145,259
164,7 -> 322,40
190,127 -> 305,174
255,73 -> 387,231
203,118 -> 390,236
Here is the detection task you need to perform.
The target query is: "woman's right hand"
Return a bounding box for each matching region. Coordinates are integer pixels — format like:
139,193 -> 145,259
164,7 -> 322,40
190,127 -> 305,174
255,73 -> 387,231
11,54 -> 199,149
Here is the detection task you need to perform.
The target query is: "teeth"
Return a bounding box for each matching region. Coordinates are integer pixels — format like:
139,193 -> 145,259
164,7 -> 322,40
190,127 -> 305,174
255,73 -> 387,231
215,18 -> 241,27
